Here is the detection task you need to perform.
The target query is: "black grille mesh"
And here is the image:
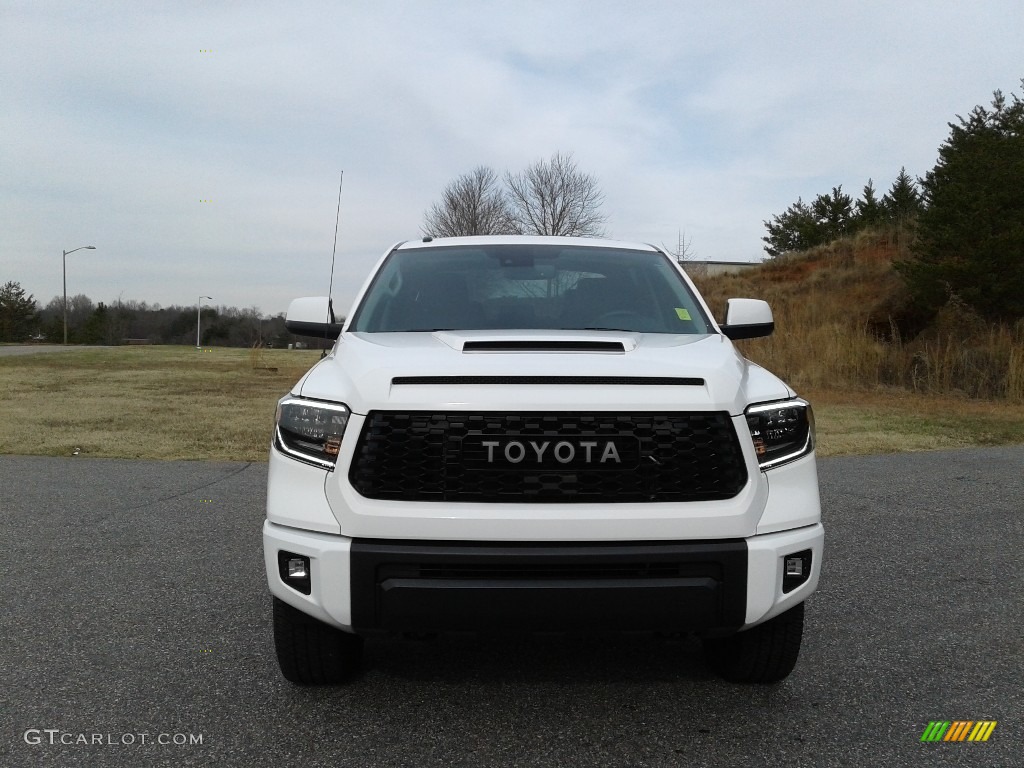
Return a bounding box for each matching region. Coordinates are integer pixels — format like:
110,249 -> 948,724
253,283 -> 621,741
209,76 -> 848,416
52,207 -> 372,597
350,412 -> 748,503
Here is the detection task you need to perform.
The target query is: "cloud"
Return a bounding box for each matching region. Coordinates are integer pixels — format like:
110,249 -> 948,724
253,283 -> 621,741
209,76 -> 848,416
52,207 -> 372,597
2,1 -> 1022,313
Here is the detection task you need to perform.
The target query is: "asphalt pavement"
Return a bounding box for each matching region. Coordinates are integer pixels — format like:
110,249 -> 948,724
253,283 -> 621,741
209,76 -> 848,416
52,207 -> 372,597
0,345 -> 81,357
0,448 -> 1021,767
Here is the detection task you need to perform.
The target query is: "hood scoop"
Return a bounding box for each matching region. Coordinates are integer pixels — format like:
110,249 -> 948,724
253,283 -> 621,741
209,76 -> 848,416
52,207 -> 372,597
392,375 -> 705,386
462,340 -> 625,353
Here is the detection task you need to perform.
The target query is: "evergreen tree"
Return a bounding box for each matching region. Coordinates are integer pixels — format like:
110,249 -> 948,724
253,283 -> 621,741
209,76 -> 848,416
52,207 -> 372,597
81,302 -> 109,344
0,281 -> 38,342
762,198 -> 821,257
882,167 -> 924,228
855,179 -> 884,228
811,186 -> 855,241
898,82 -> 1024,320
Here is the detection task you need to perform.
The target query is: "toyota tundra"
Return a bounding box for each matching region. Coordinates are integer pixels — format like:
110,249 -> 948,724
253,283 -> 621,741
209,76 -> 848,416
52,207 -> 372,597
265,235 -> 823,684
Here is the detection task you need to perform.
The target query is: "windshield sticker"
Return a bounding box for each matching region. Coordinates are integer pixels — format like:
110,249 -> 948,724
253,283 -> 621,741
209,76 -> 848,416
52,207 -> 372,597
675,308 -> 692,320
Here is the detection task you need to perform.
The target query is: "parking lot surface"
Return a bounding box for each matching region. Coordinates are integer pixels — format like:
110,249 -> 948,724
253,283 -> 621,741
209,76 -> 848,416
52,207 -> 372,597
1,448 -> 1020,767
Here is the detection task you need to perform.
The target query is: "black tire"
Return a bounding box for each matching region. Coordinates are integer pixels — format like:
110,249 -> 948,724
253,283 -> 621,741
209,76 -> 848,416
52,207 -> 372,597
272,597 -> 364,685
702,601 -> 804,684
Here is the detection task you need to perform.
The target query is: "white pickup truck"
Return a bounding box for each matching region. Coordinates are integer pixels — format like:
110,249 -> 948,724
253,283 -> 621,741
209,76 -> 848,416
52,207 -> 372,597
264,235 -> 823,684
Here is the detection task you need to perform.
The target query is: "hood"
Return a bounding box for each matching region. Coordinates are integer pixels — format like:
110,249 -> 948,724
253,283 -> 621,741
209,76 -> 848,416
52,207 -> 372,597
294,330 -> 792,415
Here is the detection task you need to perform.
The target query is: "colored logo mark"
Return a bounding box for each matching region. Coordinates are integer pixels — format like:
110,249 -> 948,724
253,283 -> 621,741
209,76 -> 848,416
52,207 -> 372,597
921,721 -> 997,742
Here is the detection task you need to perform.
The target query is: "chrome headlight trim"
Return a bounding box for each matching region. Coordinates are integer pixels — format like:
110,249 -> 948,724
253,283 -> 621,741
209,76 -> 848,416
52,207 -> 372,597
274,395 -> 351,471
744,398 -> 814,470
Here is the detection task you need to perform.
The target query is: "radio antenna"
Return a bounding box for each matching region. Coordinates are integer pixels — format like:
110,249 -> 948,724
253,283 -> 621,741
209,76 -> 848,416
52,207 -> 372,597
320,171 -> 344,357
327,170 -> 344,322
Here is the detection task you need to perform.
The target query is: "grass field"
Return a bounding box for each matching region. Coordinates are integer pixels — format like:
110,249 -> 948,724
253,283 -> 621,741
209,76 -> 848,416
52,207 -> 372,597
1,345 -> 1022,461
0,346 -> 321,461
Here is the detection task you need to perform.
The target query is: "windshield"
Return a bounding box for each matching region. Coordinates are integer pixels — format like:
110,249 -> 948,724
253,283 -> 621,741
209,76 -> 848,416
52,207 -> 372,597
348,244 -> 711,334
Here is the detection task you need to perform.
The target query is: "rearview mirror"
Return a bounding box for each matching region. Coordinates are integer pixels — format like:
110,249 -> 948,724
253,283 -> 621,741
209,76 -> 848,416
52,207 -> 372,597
720,298 -> 774,340
285,297 -> 344,338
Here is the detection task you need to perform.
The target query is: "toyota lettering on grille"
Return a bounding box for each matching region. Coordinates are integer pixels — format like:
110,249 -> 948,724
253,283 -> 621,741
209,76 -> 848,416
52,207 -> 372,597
462,436 -> 641,470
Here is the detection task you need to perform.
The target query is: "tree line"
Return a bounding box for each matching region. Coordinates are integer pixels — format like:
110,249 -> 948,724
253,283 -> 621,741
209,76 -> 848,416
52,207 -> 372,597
763,79 -> 1024,323
0,286 -> 308,347
761,169 -> 923,258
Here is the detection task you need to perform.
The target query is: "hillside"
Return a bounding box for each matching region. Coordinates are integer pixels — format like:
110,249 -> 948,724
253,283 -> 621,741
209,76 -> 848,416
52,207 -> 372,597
688,229 -> 1024,402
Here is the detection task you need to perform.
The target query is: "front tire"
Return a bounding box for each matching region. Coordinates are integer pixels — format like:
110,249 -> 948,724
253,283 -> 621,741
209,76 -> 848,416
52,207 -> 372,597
273,597 -> 364,685
703,602 -> 804,683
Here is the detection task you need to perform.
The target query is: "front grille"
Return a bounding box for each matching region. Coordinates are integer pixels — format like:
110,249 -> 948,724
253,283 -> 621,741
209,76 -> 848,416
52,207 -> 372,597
349,412 -> 748,502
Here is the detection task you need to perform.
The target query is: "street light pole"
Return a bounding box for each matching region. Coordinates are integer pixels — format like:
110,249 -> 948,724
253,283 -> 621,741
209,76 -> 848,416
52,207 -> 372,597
62,246 -> 96,345
197,296 -> 213,349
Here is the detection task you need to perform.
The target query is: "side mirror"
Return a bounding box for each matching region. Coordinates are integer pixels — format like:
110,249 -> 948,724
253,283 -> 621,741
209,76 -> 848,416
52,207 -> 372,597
285,297 -> 344,338
720,298 -> 774,340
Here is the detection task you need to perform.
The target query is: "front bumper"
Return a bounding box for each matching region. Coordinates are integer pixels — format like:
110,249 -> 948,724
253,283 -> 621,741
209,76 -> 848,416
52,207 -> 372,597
264,521 -> 823,633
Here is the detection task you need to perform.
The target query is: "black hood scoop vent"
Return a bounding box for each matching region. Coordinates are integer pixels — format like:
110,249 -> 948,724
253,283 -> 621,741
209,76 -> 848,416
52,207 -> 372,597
392,376 -> 705,386
462,340 -> 625,353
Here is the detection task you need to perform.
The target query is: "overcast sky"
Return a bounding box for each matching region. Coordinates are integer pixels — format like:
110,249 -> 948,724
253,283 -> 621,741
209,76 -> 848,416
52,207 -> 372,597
2,1 -> 1021,316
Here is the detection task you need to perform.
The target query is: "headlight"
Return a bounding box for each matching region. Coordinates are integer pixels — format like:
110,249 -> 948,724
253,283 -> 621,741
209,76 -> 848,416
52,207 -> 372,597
745,399 -> 814,469
274,396 -> 350,470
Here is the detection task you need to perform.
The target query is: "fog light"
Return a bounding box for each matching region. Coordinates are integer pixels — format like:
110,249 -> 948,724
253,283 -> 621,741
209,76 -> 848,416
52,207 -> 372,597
278,551 -> 312,595
782,550 -> 812,593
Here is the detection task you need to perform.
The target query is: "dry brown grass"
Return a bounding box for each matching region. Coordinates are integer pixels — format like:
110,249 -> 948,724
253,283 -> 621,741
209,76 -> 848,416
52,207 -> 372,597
691,230 -> 1024,404
806,387 -> 1024,457
688,230 -> 1024,455
0,346 -> 321,461
1,343 -> 1022,461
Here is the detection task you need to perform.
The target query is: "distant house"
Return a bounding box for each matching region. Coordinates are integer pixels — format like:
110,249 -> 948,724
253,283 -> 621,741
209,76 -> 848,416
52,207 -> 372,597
679,260 -> 761,277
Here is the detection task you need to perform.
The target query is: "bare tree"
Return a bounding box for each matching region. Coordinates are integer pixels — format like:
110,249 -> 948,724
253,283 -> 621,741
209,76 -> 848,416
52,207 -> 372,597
662,229 -> 695,262
45,294 -> 94,329
422,166 -> 516,237
504,152 -> 606,237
